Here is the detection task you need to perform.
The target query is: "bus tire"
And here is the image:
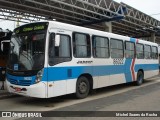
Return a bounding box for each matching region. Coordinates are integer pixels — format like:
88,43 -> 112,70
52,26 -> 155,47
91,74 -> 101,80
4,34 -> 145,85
75,76 -> 90,99
135,71 -> 144,86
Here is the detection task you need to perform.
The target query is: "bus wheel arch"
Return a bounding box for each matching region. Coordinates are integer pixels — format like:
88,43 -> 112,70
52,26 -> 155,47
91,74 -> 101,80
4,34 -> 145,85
135,69 -> 144,86
75,74 -> 93,99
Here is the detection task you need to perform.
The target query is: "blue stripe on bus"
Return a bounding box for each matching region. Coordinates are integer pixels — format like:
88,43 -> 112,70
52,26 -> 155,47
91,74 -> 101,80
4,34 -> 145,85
7,74 -> 36,86
124,59 -> 132,82
42,63 -> 159,82
130,38 -> 136,43
135,64 -> 159,72
124,37 -> 136,82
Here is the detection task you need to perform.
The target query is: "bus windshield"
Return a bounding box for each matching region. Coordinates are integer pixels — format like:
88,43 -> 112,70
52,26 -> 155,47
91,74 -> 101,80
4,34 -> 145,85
7,22 -> 48,72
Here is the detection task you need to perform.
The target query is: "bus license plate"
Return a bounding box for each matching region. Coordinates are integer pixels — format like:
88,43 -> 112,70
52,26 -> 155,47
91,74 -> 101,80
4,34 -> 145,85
15,87 -> 21,92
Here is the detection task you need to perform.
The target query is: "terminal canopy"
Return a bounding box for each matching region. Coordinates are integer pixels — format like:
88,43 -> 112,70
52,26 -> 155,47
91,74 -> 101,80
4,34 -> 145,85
0,0 -> 160,43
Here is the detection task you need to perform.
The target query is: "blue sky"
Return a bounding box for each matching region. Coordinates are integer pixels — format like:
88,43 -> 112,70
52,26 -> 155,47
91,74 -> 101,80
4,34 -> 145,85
0,0 -> 160,31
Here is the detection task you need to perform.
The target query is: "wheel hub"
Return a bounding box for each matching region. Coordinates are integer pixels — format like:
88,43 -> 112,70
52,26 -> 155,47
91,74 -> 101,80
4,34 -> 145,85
79,82 -> 87,94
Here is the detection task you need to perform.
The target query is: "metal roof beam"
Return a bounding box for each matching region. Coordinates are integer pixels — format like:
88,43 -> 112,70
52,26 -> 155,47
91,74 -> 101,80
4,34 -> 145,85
49,0 -> 124,17
0,0 -> 160,41
121,2 -> 160,30
112,24 -> 141,35
80,16 -> 124,26
24,0 -> 100,20
0,0 -> 92,24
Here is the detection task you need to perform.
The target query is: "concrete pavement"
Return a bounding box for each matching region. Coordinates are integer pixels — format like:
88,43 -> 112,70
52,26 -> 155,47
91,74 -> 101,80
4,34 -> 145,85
1,77 -> 159,120
0,81 -> 15,99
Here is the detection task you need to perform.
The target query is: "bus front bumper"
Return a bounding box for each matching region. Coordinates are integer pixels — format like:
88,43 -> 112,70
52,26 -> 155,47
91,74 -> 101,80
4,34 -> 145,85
6,80 -> 47,98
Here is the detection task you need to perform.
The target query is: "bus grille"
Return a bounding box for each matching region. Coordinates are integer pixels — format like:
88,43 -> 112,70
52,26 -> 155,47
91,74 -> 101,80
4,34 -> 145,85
9,79 -> 32,86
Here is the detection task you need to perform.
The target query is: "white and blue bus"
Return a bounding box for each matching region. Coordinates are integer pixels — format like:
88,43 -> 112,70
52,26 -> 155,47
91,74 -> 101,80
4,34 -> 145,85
6,21 -> 159,98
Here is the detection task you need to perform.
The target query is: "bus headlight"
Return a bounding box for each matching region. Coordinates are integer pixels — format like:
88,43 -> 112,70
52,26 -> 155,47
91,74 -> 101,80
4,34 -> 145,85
35,69 -> 43,83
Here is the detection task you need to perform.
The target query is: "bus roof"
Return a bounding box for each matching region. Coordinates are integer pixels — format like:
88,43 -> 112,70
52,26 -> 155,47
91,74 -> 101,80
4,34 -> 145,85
15,20 -> 158,46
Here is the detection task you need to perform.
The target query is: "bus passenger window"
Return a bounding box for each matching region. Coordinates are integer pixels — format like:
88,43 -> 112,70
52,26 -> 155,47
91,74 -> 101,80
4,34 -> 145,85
144,45 -> 152,59
125,42 -> 135,59
49,33 -> 71,65
110,39 -> 124,58
92,36 -> 109,58
49,33 -> 55,58
136,43 -> 144,59
152,46 -> 158,59
73,33 -> 91,58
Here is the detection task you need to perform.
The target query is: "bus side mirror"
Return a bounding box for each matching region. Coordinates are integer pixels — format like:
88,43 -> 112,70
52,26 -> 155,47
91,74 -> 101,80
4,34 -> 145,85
55,35 -> 60,47
0,32 -> 7,38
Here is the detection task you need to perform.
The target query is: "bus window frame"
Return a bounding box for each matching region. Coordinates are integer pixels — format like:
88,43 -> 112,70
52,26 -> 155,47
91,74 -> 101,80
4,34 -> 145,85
92,35 -> 110,58
144,44 -> 152,59
125,41 -> 136,59
48,33 -> 72,66
72,32 -> 91,58
136,43 -> 144,59
151,45 -> 158,59
110,38 -> 124,59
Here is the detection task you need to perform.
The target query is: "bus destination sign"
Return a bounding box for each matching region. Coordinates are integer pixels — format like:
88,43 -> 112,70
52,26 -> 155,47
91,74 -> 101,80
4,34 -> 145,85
14,22 -> 48,34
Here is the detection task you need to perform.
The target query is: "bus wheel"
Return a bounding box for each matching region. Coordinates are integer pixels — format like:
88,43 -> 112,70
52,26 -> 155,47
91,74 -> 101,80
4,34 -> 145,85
135,71 -> 144,86
76,76 -> 90,99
